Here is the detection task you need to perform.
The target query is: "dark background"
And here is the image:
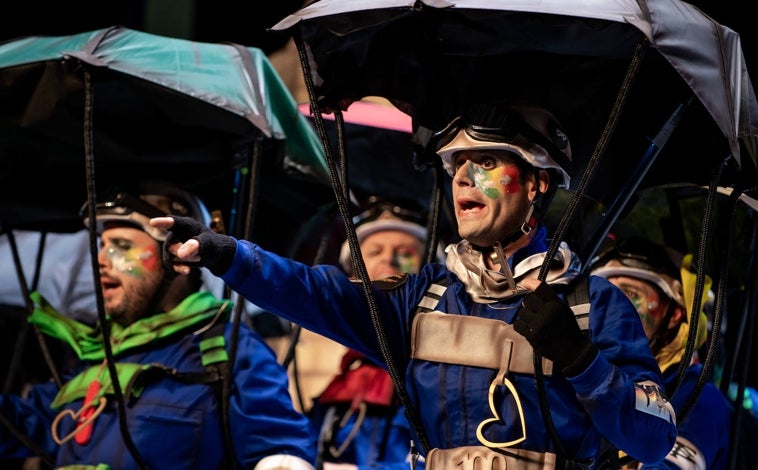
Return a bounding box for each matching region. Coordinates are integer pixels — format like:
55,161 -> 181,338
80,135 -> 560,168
0,1 -> 753,77
0,0 -> 303,55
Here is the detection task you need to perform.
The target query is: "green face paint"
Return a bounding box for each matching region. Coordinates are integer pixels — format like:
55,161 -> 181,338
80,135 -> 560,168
616,282 -> 659,331
468,162 -> 521,200
396,252 -> 420,274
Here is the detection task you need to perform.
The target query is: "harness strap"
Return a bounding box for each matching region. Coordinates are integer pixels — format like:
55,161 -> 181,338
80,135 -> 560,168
565,276 -> 590,329
123,363 -> 223,399
410,278 -> 592,454
411,311 -> 553,376
412,278 -> 591,376
198,312 -> 237,470
416,282 -> 449,313
198,319 -> 231,385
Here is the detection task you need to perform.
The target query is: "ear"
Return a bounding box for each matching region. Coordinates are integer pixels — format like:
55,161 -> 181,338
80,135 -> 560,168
537,169 -> 550,194
667,305 -> 686,330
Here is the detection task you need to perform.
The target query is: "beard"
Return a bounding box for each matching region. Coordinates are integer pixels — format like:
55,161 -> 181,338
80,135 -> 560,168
106,272 -> 169,326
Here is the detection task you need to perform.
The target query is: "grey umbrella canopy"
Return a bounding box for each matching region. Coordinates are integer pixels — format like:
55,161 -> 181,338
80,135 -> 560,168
272,0 -> 758,192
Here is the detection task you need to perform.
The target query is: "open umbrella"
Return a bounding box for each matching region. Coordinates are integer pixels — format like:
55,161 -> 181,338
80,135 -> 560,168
0,25 -> 332,245
272,0 -> 758,197
271,0 -> 758,318
271,0 -> 758,297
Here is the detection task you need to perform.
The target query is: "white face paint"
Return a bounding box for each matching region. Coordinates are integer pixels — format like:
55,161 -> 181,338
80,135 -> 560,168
97,227 -> 165,326
103,244 -> 156,276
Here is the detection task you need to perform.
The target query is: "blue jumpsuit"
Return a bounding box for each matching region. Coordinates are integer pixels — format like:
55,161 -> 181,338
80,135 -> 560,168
0,291 -> 316,469
220,228 -> 677,466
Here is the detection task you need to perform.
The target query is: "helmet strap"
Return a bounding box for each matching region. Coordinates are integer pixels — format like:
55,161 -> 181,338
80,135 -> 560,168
502,168 -> 544,246
475,168 -> 544,258
649,301 -> 678,355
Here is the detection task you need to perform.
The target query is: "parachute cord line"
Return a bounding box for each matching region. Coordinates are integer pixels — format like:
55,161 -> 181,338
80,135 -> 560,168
292,30 -> 433,454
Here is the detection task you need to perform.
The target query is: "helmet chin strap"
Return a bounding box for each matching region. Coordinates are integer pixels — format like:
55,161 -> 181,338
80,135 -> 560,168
469,173 -> 545,292
649,300 -> 677,355
475,169 -> 544,262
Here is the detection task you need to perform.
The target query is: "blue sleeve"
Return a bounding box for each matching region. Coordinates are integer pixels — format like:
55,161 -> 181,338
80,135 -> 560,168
0,381 -> 59,459
568,276 -> 678,464
229,324 -> 317,467
220,239 -> 394,359
638,370 -> 732,469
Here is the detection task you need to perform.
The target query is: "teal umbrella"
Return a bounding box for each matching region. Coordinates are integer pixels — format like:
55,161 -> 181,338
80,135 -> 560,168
0,25 -> 331,243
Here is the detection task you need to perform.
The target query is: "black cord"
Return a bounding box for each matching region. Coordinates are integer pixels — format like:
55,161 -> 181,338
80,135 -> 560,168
82,63 -> 150,470
293,30 -> 432,454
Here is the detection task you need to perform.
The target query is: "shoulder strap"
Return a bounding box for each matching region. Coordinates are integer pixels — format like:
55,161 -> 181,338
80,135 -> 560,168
417,275 -> 590,323
199,314 -> 236,470
564,275 -> 591,331
415,278 -> 451,314
123,320 -> 230,395
199,320 -> 230,374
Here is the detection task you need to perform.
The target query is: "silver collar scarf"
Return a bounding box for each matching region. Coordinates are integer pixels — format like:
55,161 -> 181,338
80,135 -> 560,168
445,239 -> 581,303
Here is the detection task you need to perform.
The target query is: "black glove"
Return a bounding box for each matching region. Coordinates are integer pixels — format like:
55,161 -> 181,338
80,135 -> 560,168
513,282 -> 598,377
163,216 -> 237,276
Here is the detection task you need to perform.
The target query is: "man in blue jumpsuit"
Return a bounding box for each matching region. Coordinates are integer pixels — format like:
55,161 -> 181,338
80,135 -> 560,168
153,103 -> 678,468
0,181 -> 316,470
591,236 -> 732,469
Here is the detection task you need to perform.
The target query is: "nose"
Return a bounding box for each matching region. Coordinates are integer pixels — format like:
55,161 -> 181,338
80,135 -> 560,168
378,247 -> 403,270
453,160 -> 473,186
97,245 -> 112,269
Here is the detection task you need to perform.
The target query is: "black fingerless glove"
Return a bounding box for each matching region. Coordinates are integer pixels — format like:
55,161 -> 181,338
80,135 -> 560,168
164,216 -> 237,276
513,282 -> 598,377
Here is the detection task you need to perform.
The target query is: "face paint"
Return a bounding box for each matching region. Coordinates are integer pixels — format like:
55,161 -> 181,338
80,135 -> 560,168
395,252 -> 421,274
614,280 -> 663,334
104,245 -> 158,277
469,163 -> 521,199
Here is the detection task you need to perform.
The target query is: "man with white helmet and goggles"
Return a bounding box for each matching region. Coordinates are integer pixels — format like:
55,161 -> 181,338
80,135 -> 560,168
152,102 -> 677,469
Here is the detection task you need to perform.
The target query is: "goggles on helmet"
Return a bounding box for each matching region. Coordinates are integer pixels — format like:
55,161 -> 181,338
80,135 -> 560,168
431,105 -> 572,188
352,198 -> 427,228
81,192 -> 169,242
339,198 -> 429,274
591,241 -> 685,307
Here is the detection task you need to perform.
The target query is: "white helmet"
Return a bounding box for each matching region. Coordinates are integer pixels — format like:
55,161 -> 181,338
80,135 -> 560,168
433,103 -> 572,189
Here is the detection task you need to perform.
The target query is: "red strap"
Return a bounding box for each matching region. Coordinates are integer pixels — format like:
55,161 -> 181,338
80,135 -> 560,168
317,350 -> 395,408
74,379 -> 101,445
